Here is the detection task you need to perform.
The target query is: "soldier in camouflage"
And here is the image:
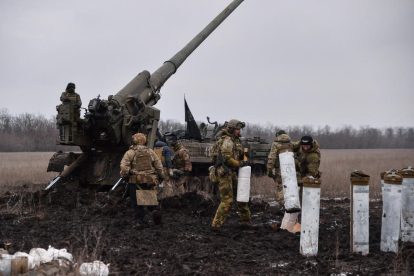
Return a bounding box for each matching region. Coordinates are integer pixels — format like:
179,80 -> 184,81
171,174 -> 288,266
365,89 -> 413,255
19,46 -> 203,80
292,135 -> 322,179
292,135 -> 322,205
211,119 -> 253,228
171,142 -> 192,194
266,130 -> 292,207
120,133 -> 165,229
60,83 -> 82,114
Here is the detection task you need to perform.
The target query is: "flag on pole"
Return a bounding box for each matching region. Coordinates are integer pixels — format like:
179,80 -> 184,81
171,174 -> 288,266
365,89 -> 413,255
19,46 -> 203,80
185,98 -> 202,140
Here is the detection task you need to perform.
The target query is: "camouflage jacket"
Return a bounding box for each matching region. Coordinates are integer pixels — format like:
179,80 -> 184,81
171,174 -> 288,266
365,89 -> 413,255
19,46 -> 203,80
120,145 -> 164,179
267,134 -> 292,170
60,92 -> 82,107
292,140 -> 321,178
217,129 -> 244,172
172,145 -> 192,172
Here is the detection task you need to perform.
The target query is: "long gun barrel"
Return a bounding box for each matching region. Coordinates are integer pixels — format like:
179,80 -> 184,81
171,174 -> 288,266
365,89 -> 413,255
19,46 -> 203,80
55,0 -> 244,150
112,0 -> 244,107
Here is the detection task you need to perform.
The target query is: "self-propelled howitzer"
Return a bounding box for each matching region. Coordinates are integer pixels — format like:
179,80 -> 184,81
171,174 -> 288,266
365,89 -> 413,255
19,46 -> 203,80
47,0 -> 244,187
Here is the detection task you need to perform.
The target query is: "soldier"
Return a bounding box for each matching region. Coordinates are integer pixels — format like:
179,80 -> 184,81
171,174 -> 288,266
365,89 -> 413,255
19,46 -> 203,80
292,135 -> 322,180
60,82 -> 82,110
120,133 -> 165,229
154,137 -> 174,197
171,141 -> 192,194
211,119 -> 253,228
266,130 -> 292,208
292,135 -> 322,205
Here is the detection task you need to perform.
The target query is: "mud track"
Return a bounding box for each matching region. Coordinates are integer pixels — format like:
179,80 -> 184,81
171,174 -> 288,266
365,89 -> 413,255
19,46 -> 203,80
0,187 -> 413,275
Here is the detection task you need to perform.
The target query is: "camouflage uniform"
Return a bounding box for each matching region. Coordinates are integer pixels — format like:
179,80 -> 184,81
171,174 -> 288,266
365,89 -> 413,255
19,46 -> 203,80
60,91 -> 82,107
59,83 -> 82,134
266,133 -> 292,205
292,139 -> 322,205
172,143 -> 192,194
292,140 -> 322,179
212,129 -> 251,227
120,134 -> 165,224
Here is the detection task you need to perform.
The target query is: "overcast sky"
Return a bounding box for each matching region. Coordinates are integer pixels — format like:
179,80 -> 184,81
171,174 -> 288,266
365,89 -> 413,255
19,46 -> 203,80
1,0 -> 413,129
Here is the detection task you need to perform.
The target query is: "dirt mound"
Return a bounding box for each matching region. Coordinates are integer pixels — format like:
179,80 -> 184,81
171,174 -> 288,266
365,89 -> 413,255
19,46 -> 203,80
0,187 -> 413,275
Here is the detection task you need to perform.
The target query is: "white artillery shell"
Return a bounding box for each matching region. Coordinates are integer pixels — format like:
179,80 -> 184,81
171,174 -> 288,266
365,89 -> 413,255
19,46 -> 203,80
300,186 -> 321,256
279,151 -> 300,210
351,185 -> 370,255
381,183 -> 402,252
237,166 -> 251,203
401,177 -> 414,242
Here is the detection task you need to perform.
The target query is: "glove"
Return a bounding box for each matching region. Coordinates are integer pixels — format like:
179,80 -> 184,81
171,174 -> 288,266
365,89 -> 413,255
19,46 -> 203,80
267,169 -> 274,178
239,161 -> 248,167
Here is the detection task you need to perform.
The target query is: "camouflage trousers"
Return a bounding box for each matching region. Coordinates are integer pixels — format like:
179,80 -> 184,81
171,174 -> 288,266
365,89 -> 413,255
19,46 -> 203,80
212,174 -> 251,227
272,170 -> 284,205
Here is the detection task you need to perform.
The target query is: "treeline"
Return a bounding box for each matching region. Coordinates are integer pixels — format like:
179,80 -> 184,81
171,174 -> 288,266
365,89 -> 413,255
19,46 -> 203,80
0,109 -> 413,151
242,124 -> 414,149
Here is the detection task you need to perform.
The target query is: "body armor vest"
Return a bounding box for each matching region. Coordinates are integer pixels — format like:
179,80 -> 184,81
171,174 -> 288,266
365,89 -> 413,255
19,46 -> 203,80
132,149 -> 152,171
154,147 -> 166,163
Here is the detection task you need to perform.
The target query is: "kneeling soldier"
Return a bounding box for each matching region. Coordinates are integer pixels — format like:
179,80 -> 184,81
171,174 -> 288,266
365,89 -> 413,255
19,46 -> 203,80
120,133 -> 165,229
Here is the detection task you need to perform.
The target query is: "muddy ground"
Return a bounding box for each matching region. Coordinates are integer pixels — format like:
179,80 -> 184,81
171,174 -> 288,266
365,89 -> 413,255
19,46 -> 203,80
0,185 -> 413,275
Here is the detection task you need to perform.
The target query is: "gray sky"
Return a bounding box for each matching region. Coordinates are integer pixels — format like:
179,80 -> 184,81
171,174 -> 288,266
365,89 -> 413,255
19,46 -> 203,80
1,0 -> 413,128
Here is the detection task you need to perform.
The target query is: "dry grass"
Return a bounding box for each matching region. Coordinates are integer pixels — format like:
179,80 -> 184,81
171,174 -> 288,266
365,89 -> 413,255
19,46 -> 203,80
0,152 -> 56,186
250,149 -> 414,199
1,150 -> 413,198
320,149 -> 414,198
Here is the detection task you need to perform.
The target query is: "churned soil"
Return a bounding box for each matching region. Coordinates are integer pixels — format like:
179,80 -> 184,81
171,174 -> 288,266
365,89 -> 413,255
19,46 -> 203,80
0,186 -> 413,275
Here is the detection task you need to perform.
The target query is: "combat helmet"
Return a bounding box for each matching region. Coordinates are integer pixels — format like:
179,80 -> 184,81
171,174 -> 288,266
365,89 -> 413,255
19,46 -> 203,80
226,119 -> 245,133
276,130 -> 286,137
132,133 -> 147,145
66,82 -> 76,91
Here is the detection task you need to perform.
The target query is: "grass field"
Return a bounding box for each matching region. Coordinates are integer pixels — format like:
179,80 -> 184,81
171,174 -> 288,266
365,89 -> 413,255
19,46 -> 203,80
0,149 -> 413,198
